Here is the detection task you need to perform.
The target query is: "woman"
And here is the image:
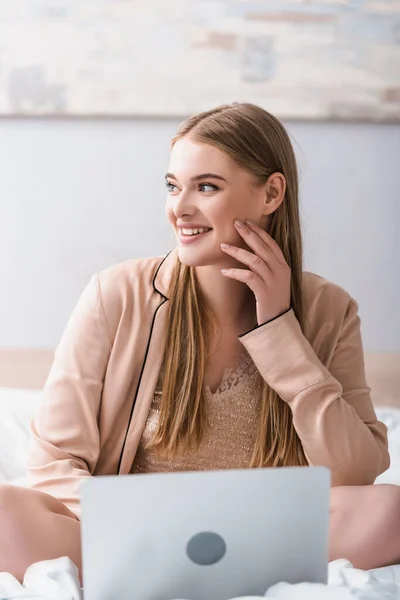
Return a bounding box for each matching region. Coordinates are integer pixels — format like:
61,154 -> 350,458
0,103 -> 399,582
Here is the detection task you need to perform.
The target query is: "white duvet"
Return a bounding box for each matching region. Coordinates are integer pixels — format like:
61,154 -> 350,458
0,556 -> 399,599
0,388 -> 399,599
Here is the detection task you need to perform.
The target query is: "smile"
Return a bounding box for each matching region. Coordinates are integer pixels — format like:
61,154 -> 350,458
178,227 -> 212,245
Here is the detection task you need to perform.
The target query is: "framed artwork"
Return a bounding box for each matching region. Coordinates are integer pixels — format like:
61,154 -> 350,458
0,0 -> 399,120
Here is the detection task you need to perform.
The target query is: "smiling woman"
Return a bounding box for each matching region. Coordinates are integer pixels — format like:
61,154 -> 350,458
155,104 -> 306,464
0,103 -> 399,583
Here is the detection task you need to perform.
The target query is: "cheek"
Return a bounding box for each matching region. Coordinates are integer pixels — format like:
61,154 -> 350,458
210,195 -> 243,233
165,199 -> 175,225
209,212 -> 241,246
212,193 -> 258,246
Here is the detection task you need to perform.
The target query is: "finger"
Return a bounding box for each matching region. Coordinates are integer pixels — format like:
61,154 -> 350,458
221,243 -> 272,280
221,268 -> 265,295
244,220 -> 287,265
234,220 -> 276,269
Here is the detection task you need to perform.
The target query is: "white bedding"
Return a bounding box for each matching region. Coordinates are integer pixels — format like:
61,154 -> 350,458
0,387 -> 42,483
0,388 -> 399,599
0,556 -> 399,599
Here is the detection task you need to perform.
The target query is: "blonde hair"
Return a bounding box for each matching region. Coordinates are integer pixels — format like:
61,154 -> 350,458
150,103 -> 308,467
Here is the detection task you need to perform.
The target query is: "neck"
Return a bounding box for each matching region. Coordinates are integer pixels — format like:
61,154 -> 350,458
194,264 -> 256,333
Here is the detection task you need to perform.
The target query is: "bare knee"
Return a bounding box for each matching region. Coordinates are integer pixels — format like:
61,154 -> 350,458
330,484 -> 400,568
0,483 -> 82,582
331,483 -> 400,512
352,484 -> 400,523
0,483 -> 24,514
375,483 -> 400,508
375,484 -> 400,536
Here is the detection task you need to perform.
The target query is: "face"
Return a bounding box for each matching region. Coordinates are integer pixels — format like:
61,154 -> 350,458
165,137 -> 270,268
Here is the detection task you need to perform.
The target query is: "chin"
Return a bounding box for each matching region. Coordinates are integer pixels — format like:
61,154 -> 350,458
177,246 -> 221,268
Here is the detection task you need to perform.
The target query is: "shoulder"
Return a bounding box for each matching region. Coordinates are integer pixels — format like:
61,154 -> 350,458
97,255 -> 164,294
302,272 -> 357,360
302,271 -> 354,314
94,255 -> 165,325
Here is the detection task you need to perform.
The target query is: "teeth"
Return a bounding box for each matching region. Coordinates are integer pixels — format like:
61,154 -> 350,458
181,227 -> 210,236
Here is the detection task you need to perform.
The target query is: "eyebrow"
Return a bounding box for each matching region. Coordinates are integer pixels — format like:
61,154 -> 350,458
165,172 -> 227,183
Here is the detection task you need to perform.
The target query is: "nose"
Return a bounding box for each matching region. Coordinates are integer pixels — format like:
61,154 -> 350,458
171,190 -> 195,219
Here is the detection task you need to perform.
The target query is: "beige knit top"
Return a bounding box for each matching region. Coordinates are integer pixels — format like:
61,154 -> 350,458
131,350 -> 264,474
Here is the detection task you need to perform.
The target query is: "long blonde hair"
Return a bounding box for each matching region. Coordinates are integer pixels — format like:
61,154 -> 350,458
150,103 -> 308,467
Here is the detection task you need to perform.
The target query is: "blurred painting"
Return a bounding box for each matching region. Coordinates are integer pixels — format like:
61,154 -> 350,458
0,0 -> 399,121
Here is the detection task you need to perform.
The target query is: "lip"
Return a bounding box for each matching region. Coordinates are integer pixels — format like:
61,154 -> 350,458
178,228 -> 212,245
176,223 -> 211,229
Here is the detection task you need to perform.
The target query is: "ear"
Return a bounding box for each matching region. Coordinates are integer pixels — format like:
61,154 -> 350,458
262,172 -> 286,216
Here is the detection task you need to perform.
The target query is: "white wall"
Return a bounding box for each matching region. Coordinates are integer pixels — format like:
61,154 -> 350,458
0,118 -> 399,352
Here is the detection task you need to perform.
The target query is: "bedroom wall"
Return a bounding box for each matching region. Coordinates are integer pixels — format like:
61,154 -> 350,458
0,118 -> 399,352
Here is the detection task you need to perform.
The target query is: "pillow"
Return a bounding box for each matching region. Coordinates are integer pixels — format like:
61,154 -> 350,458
375,407 -> 400,485
0,387 -> 42,483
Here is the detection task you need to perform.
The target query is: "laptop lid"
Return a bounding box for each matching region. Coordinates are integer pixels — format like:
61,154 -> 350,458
81,466 -> 330,600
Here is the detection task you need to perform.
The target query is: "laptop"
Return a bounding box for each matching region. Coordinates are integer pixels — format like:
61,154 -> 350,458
81,466 -> 330,600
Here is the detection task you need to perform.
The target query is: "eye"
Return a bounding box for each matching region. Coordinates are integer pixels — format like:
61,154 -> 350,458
165,180 -> 178,192
198,182 -> 219,193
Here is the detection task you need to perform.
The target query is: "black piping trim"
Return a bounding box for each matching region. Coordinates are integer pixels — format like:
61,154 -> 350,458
152,251 -> 172,299
117,252 -> 172,473
238,307 -> 292,339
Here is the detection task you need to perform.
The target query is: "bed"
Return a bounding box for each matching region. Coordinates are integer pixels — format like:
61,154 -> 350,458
0,349 -> 399,599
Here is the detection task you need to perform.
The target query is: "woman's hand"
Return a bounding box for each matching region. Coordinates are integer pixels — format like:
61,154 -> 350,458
221,219 -> 291,326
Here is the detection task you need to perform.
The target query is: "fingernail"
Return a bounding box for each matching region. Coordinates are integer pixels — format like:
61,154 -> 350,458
235,219 -> 244,228
221,269 -> 229,274
245,219 -> 254,226
221,243 -> 230,249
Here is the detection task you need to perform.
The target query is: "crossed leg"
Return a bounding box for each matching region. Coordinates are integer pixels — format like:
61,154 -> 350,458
330,483 -> 400,569
1,481 -> 400,584
0,483 -> 81,583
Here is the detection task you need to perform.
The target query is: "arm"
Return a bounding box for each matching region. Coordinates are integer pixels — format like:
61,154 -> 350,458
26,275 -> 111,518
239,300 -> 390,486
